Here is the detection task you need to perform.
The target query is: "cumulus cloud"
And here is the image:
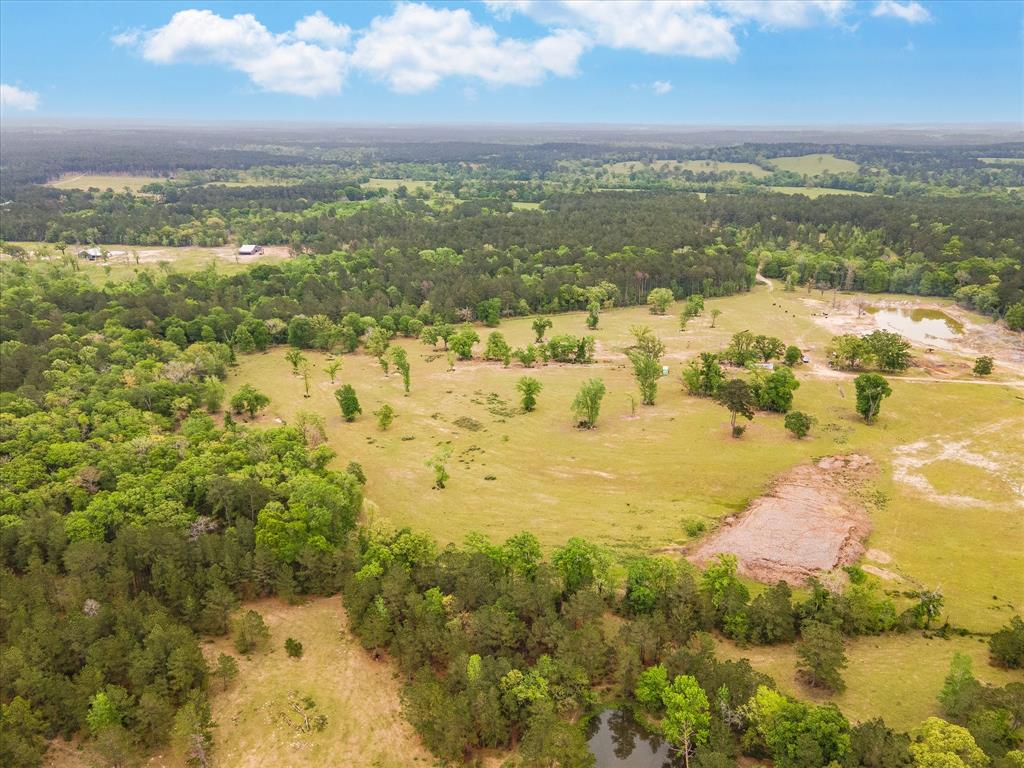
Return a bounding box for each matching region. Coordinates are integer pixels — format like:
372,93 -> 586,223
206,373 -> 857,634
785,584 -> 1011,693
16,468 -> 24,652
651,80 -> 673,94
0,83 -> 39,110
871,1 -> 932,23
486,1 -> 739,59
116,9 -> 348,97
293,11 -> 351,47
352,3 -> 586,92
485,1 -> 854,59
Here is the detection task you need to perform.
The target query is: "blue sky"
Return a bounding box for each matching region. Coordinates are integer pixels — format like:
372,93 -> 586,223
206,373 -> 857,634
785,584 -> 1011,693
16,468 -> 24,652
1,1 -> 1021,123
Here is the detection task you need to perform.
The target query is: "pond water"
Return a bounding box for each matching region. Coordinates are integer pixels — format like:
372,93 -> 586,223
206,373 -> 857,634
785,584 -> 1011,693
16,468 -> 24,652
865,306 -> 964,344
586,709 -> 674,768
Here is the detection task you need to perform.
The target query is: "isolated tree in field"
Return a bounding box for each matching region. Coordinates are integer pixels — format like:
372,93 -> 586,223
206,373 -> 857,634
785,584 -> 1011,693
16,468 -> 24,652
586,300 -> 600,330
572,378 -> 606,428
752,366 -> 800,413
215,654 -> 238,691
679,311 -> 691,331
514,344 -> 539,368
685,294 -> 704,317
709,308 -> 722,328
366,327 -> 391,374
230,384 -> 269,418
648,287 -> 674,314
628,326 -> 666,405
724,330 -> 759,366
375,404 -> 395,430
864,330 -> 911,372
324,360 -> 342,383
717,378 -> 755,437
784,411 -> 813,439
284,637 -> 304,658
334,385 -> 361,422
828,334 -> 870,370
517,376 -> 542,412
1005,302 -> 1024,331
484,332 -> 512,366
784,345 -> 802,366
301,364 -> 312,398
285,348 -> 306,375
234,610 -> 270,654
854,373 -> 892,424
682,352 -> 725,397
532,316 -> 553,342
753,334 -> 785,362
426,445 -> 452,489
449,328 -> 480,360
391,347 -> 411,393
973,356 -> 993,376
661,675 -> 711,768
795,620 -> 847,692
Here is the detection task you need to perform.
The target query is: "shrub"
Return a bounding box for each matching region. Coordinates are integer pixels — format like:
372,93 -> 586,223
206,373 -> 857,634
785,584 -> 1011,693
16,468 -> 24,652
285,637 -> 304,659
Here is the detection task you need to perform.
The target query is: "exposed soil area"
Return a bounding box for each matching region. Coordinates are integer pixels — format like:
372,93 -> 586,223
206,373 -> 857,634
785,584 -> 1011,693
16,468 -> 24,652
805,296 -> 1024,374
686,454 -> 875,585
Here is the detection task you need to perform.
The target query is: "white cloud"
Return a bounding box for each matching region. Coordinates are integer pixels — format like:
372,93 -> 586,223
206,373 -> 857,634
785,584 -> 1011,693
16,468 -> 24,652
487,1 -> 739,59
118,9 -> 348,97
871,1 -> 932,24
651,80 -> 673,94
0,83 -> 39,110
293,11 -> 351,47
352,3 -> 587,93
717,1 -> 851,29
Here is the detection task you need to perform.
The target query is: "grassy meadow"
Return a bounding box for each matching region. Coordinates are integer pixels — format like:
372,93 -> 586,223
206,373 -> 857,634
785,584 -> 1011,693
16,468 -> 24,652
767,185 -> 871,198
605,159 -> 771,177
229,285 -> 1024,639
715,632 -> 1021,732
45,173 -> 168,192
771,153 -> 860,175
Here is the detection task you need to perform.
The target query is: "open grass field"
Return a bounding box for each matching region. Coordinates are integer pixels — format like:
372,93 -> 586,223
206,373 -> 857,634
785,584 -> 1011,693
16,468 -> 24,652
767,185 -> 870,197
43,597 -> 430,768
204,598 -> 431,768
46,173 -> 168,192
364,178 -> 435,193
229,285 -> 1023,643
715,632 -> 1021,732
4,242 -> 290,282
771,153 -> 860,175
606,160 -> 770,177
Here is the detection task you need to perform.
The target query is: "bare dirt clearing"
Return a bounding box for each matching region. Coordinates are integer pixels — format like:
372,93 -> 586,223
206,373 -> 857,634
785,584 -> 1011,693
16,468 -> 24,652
688,454 -> 875,584
805,295 -> 1024,375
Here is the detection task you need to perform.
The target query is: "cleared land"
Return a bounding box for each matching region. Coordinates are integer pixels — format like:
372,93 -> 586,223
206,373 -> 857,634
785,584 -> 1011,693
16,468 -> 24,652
43,597 -> 429,768
771,153 -> 860,175
4,242 -> 290,282
688,454 -> 874,584
715,632 -> 1021,732
606,160 -> 770,177
46,173 -> 168,192
229,285 -> 1023,635
767,185 -> 870,198
364,178 -> 434,193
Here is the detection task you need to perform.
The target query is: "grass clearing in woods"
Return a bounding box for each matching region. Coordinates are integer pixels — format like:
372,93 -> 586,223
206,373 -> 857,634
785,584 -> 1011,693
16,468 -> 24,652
229,286 -> 1023,638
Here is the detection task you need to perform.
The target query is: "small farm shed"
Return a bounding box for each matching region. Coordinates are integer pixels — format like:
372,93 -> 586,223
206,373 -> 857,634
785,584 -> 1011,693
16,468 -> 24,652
238,244 -> 264,256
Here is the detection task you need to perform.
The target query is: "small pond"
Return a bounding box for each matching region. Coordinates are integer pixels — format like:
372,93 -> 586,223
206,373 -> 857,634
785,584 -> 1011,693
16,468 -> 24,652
586,709 -> 675,768
865,306 -> 964,344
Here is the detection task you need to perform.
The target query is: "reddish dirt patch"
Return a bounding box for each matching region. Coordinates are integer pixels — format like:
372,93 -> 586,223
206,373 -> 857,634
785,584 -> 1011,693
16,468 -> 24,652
687,454 -> 874,585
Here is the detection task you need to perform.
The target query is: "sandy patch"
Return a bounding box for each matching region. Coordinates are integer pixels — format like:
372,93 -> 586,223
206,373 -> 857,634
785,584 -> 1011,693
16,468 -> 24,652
891,432 -> 1024,509
686,454 -> 875,585
804,296 -> 1024,373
